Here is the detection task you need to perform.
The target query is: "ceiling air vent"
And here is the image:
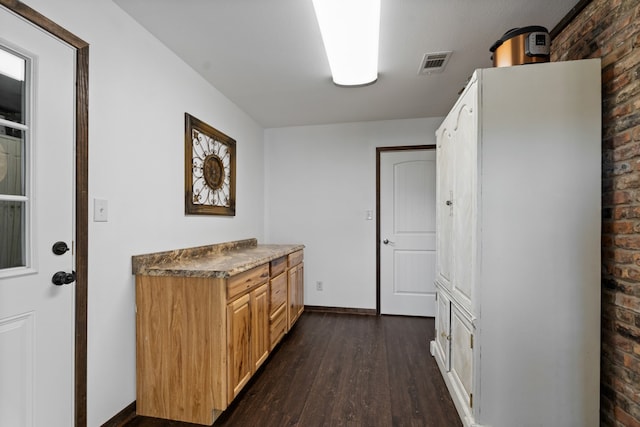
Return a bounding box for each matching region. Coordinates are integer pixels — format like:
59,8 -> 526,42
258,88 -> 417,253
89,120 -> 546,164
418,51 -> 452,75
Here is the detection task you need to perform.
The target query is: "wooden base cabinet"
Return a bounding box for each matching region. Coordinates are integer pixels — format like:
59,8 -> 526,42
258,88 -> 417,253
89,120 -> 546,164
136,250 -> 304,425
431,59 -> 601,427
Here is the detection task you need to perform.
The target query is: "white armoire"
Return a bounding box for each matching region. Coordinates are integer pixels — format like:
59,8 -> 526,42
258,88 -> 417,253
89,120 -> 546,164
431,58 -> 601,427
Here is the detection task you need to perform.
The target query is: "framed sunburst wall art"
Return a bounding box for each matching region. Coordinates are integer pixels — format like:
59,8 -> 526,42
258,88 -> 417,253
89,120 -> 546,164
184,113 -> 236,216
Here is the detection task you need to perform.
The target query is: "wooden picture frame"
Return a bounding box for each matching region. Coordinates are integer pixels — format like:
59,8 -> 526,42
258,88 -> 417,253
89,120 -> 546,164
185,113 -> 236,216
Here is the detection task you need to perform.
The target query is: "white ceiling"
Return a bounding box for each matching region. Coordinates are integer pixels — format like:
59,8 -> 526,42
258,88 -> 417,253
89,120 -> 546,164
113,0 -> 578,128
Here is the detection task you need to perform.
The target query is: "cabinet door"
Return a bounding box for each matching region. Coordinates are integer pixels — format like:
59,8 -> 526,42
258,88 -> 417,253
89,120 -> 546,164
436,121 -> 454,291
287,266 -> 298,328
295,263 -> 304,319
288,264 -> 304,328
251,283 -> 270,371
227,293 -> 252,402
450,305 -> 474,412
451,82 -> 477,309
434,289 -> 451,371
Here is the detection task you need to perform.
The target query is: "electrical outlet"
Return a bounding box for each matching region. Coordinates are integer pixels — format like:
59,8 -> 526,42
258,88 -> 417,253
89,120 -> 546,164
316,281 -> 323,291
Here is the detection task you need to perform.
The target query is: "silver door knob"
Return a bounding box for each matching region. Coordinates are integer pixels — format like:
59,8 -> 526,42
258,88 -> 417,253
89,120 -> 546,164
383,239 -> 394,245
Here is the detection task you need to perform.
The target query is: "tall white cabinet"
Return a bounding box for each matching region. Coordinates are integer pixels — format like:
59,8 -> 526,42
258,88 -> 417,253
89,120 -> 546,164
431,59 -> 601,427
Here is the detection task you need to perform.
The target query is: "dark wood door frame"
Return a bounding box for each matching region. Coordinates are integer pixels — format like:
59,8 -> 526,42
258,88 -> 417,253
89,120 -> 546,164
0,1 -> 89,425
375,145 -> 435,315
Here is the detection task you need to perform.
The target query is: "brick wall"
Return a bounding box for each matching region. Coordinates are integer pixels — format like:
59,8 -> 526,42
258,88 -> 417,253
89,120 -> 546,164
551,0 -> 640,425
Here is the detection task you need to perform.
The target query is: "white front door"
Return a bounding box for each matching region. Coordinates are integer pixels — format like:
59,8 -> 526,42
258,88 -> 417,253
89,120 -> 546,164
380,149 -> 437,316
0,6 -> 76,427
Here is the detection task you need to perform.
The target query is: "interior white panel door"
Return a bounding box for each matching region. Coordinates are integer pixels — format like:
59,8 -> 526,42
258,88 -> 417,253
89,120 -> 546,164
381,149 -> 436,316
0,6 -> 76,427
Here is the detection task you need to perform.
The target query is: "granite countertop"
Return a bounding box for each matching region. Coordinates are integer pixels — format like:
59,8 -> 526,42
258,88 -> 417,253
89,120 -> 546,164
132,238 -> 304,278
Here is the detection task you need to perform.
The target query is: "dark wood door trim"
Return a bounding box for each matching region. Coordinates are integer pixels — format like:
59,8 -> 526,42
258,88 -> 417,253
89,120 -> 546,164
375,145 -> 436,315
0,1 -> 89,426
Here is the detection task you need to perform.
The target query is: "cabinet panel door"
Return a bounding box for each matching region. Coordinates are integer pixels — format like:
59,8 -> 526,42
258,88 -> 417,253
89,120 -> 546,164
295,263 -> 304,319
450,306 -> 474,411
287,267 -> 296,329
251,283 -> 270,371
227,293 -> 252,402
287,263 -> 304,327
451,83 -> 477,309
434,289 -> 451,371
436,121 -> 454,290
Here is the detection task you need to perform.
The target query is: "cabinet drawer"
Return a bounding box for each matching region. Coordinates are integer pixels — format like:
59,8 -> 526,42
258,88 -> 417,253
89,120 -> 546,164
270,303 -> 287,349
227,264 -> 269,301
288,250 -> 303,268
270,256 -> 287,277
270,273 -> 287,313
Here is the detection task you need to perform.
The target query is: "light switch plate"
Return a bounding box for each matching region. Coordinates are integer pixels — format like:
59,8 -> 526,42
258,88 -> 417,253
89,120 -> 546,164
94,198 -> 108,222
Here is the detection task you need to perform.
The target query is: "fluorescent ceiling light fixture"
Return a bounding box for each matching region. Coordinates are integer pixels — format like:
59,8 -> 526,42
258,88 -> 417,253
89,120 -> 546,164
312,0 -> 381,87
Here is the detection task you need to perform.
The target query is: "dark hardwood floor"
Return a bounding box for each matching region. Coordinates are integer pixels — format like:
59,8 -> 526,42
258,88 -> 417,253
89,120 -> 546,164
123,312 -> 462,427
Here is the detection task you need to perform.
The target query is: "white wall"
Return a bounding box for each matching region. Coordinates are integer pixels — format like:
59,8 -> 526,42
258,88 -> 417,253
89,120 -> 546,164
19,0 -> 265,425
264,118 -> 442,310
13,1 -> 444,424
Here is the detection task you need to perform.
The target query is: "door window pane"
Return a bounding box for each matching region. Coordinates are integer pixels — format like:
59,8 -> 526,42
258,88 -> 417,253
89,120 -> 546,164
0,47 -> 25,126
0,47 -> 28,271
0,130 -> 24,196
0,200 -> 25,268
